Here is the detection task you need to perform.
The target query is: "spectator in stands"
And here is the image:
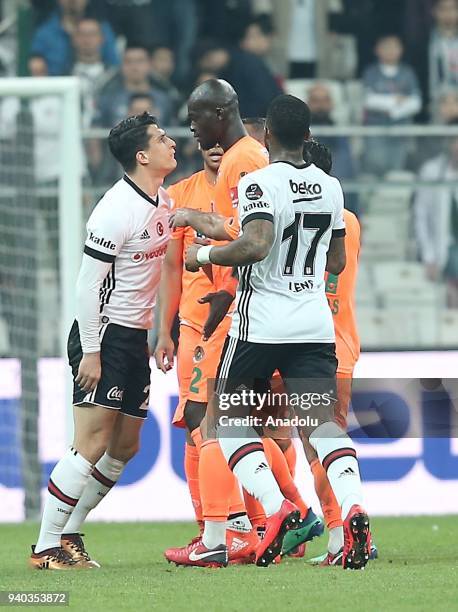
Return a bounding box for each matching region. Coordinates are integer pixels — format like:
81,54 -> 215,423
97,0 -> 155,50
288,0 -> 318,78
221,18 -> 283,117
94,46 -> 173,128
436,88 -> 458,122
128,92 -> 159,117
150,46 -> 181,119
72,18 -> 115,128
199,0 -> 253,46
31,0 -> 119,76
362,34 -> 421,175
429,0 -> 458,103
414,127 -> 458,307
307,82 -> 359,215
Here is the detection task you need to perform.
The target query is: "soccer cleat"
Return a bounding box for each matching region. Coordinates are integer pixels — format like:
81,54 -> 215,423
281,508 -> 324,557
28,545 -> 79,570
164,538 -> 228,568
288,543 -> 306,558
227,528 -> 259,565
369,542 -> 378,560
342,504 -> 371,570
255,499 -> 300,567
307,548 -> 344,566
61,533 -> 100,568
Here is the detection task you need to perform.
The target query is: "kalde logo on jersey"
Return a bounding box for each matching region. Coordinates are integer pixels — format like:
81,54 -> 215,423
245,183 -> 263,200
131,244 -> 167,264
89,231 -> 116,250
243,201 -> 270,213
289,179 -> 322,196
107,386 -> 124,401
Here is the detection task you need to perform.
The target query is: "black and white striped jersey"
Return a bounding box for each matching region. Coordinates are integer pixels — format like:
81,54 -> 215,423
76,174 -> 170,352
229,161 -> 346,344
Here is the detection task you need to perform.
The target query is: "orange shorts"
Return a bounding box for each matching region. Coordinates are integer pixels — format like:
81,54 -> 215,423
173,317 -> 231,427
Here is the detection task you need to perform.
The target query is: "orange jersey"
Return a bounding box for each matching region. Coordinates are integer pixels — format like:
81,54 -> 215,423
168,171 -> 216,331
325,209 -> 361,374
212,136 -> 269,291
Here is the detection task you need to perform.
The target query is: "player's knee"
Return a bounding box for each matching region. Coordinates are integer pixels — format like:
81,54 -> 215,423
183,401 -> 206,432
108,440 -> 140,463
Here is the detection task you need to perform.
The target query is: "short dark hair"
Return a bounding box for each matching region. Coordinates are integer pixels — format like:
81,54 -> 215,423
303,140 -> 332,174
266,95 -> 311,149
108,112 -> 158,172
242,117 -> 266,128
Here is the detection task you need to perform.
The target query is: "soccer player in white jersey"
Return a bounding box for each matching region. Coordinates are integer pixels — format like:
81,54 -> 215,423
29,112 -> 176,570
182,95 -> 371,570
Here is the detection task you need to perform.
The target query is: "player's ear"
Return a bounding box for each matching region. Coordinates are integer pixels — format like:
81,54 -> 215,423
136,149 -> 149,166
215,106 -> 225,120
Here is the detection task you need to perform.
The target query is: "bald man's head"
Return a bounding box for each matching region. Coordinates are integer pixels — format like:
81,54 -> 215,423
188,79 -> 242,150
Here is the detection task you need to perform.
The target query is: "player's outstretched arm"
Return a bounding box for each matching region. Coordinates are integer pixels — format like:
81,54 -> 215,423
185,219 -> 274,270
169,208 -> 232,241
154,239 -> 183,373
326,235 -> 346,275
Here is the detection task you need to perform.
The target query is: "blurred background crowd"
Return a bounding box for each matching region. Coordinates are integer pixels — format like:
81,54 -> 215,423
1,0 -> 458,355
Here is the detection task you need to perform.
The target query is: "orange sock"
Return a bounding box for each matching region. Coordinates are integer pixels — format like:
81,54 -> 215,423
243,489 -> 266,527
184,442 -> 203,529
190,427 -> 202,451
229,477 -> 246,515
263,438 -> 308,518
199,440 -> 237,522
310,458 -> 342,529
283,442 -> 297,478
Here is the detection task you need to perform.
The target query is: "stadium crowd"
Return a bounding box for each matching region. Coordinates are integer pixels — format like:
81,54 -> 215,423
0,0 -> 458,358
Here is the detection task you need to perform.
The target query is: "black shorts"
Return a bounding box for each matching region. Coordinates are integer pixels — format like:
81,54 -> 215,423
67,320 -> 151,419
215,336 -> 337,411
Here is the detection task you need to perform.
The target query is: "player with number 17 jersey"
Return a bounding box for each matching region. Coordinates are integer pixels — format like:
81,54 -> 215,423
231,161 -> 345,344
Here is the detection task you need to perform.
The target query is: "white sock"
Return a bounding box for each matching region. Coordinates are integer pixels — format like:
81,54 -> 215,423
35,448 -> 93,553
202,521 -> 227,549
218,430 -> 284,517
328,526 -> 344,554
309,421 -> 363,521
63,453 -> 125,535
226,512 -> 252,533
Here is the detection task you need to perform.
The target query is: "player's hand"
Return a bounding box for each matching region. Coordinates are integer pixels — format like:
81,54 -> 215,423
154,334 -> 175,373
185,244 -> 201,272
76,352 -> 101,393
169,208 -> 193,229
199,290 -> 234,341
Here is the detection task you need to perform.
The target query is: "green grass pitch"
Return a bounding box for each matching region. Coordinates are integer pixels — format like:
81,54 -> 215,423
1,517 -> 457,611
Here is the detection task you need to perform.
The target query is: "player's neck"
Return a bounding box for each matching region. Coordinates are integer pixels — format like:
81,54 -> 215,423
126,170 -> 162,198
269,147 -> 306,167
203,165 -> 218,185
220,120 -> 247,152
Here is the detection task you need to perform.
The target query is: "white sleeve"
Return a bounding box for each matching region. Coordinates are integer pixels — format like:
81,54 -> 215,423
77,202 -> 128,352
332,179 -> 346,236
75,254 -> 113,353
83,201 -> 128,262
237,174 -> 274,230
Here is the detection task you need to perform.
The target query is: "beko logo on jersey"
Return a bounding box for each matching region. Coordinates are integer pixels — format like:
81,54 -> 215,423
245,183 -> 263,200
131,244 -> 167,263
243,201 -> 270,212
289,180 -> 322,196
89,231 -> 116,250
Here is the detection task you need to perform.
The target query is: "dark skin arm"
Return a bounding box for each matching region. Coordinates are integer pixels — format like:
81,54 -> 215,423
185,219 -> 275,271
169,208 -> 232,241
326,235 -> 346,275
